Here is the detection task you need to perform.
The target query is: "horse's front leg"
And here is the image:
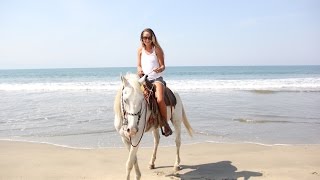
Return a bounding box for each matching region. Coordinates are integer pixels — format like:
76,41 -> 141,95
127,146 -> 141,180
149,128 -> 160,169
122,137 -> 141,180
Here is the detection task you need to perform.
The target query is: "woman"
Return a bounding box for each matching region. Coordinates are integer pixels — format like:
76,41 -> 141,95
137,28 -> 172,137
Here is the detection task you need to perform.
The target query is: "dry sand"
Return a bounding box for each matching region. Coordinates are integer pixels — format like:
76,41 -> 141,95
0,140 -> 319,180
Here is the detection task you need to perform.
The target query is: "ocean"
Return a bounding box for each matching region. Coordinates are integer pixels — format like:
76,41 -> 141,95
0,66 -> 319,148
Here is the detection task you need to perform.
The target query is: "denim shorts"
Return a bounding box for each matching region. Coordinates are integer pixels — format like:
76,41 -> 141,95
149,76 -> 166,86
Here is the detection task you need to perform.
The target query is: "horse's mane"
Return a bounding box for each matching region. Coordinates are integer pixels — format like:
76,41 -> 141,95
114,87 -> 123,122
114,73 -> 143,123
124,73 -> 143,93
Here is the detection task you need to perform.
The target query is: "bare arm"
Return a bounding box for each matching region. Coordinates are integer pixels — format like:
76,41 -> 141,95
154,47 -> 165,73
137,47 -> 144,76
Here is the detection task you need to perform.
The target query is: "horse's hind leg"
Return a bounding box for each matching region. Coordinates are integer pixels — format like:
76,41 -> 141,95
149,128 -> 160,169
173,118 -> 182,172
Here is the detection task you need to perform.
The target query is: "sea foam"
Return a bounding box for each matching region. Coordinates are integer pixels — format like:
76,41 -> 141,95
1,78 -> 319,92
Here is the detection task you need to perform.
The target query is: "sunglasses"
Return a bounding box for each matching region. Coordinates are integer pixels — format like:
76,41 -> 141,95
142,36 -> 152,41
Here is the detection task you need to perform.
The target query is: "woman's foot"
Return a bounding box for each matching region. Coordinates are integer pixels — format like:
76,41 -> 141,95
161,123 -> 173,137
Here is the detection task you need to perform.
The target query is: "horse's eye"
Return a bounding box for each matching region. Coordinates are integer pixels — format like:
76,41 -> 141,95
123,97 -> 129,104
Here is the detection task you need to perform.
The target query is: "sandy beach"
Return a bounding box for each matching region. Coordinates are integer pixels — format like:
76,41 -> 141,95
0,140 -> 319,180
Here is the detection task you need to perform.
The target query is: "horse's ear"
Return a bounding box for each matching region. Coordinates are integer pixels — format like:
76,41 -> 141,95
121,75 -> 129,87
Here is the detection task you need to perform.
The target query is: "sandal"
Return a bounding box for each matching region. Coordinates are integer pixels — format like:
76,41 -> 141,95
161,124 -> 173,137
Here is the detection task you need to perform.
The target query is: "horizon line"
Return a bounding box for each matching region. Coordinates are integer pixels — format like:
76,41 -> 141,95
1,64 -> 320,70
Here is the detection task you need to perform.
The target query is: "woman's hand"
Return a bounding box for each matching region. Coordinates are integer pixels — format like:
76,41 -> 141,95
153,66 -> 164,73
137,67 -> 144,77
138,70 -> 144,77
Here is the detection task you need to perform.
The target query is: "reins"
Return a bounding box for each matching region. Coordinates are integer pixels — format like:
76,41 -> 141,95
129,101 -> 147,147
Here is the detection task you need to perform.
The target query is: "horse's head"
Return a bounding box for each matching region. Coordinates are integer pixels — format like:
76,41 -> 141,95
120,74 -> 145,137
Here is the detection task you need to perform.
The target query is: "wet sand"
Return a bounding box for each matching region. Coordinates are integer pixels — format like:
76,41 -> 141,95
0,140 -> 319,179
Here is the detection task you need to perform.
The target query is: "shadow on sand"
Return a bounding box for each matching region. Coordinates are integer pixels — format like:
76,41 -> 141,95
167,161 -> 263,180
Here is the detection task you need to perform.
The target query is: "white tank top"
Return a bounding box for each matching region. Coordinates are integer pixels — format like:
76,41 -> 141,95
141,47 -> 163,80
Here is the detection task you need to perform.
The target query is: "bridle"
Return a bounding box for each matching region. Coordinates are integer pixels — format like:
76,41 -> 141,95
121,97 -> 142,127
121,86 -> 147,147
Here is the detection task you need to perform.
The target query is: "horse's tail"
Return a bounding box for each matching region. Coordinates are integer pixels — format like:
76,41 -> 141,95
182,103 -> 194,137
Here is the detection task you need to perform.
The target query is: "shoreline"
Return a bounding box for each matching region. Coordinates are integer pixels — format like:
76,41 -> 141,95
1,138 -> 319,150
1,140 -> 319,179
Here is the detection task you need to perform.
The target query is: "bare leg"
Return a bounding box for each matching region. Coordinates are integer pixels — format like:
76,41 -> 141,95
149,128 -> 160,169
154,82 -> 172,136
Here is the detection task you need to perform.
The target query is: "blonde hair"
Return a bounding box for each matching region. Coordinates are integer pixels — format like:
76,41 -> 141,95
140,28 -> 164,53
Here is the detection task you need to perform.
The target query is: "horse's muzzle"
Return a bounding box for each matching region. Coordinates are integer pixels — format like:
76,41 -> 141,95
126,127 -> 139,137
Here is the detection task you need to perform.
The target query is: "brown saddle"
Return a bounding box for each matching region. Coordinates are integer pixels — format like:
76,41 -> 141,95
142,77 -> 177,132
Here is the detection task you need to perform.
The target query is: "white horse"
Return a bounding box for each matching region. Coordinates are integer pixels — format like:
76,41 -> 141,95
114,73 -> 193,180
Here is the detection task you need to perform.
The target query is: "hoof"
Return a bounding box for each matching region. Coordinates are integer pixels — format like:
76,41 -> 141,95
173,165 -> 182,172
149,164 -> 155,169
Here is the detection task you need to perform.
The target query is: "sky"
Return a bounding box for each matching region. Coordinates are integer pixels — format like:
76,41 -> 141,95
0,0 -> 319,69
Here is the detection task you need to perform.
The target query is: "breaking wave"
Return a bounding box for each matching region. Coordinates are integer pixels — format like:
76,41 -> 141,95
1,77 -> 320,92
